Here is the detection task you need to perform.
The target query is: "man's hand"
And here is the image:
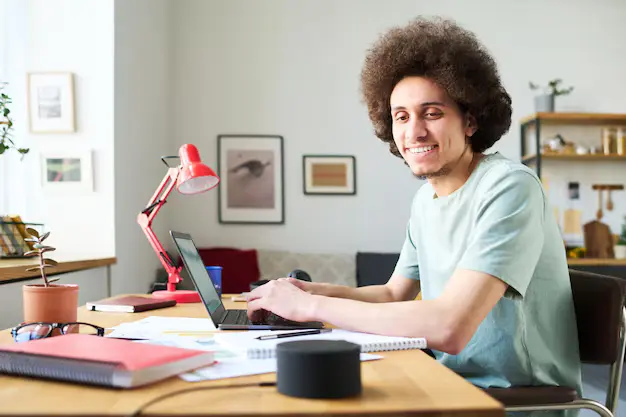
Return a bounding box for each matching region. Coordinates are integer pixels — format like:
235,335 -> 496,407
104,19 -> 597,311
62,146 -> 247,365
244,279 -> 318,322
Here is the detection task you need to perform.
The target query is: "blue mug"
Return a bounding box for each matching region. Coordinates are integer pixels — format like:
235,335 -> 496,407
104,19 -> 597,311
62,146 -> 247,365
206,266 -> 223,297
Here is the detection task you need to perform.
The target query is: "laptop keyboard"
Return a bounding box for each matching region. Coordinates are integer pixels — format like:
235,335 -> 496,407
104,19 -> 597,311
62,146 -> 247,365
223,309 -> 311,326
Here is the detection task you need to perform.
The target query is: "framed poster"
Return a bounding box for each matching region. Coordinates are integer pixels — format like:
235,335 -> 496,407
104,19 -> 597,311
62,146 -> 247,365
217,134 -> 284,224
303,155 -> 356,195
40,150 -> 93,192
27,72 -> 76,133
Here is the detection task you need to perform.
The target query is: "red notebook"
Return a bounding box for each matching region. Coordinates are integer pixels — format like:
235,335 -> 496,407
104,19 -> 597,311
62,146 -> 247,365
0,334 -> 214,388
86,295 -> 176,313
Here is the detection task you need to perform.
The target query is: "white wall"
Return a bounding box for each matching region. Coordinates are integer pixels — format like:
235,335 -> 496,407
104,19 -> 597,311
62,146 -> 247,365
112,0 -> 173,295
0,0 -> 115,258
169,0 -> 626,255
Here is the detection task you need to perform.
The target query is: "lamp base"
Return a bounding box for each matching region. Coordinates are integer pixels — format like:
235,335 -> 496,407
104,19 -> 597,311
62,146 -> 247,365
152,289 -> 201,303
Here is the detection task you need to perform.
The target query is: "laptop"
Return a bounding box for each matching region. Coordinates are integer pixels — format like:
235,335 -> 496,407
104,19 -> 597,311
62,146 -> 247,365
170,231 -> 325,330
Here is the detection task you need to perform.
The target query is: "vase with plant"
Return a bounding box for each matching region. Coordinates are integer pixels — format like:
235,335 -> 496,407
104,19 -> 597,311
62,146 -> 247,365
615,217 -> 626,260
22,228 -> 79,326
529,79 -> 574,113
0,82 -> 29,158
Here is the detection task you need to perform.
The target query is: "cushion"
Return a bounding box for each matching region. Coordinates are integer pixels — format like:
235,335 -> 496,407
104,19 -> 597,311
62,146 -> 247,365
197,247 -> 261,294
257,250 -> 356,287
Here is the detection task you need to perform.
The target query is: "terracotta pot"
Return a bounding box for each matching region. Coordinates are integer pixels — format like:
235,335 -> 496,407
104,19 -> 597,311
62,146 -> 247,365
22,284 -> 79,326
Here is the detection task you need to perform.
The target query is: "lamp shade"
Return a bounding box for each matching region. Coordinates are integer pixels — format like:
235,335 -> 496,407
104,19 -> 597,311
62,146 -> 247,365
176,144 -> 220,195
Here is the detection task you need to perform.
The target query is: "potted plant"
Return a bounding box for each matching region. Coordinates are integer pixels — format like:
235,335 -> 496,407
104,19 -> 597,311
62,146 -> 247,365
22,228 -> 79,325
615,217 -> 626,260
0,82 -> 29,157
529,79 -> 574,113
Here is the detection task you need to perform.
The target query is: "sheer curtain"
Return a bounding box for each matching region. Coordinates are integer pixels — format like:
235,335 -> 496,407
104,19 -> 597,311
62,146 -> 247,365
0,0 -> 29,218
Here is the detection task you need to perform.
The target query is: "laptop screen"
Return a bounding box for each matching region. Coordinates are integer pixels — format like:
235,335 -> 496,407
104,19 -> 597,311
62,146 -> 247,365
170,231 -> 225,325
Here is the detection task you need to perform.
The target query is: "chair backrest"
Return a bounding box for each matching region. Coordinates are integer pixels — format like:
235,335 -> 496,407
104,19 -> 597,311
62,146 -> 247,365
569,268 -> 626,364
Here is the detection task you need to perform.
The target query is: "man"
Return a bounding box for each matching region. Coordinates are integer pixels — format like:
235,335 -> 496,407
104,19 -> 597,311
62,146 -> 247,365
245,17 -> 582,400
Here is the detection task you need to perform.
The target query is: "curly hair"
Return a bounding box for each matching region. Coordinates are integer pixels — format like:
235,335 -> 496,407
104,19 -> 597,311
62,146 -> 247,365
360,17 -> 512,157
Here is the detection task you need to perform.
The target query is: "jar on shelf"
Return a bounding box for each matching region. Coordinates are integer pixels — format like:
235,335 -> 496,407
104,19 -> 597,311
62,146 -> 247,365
602,127 -> 617,155
617,127 -> 626,156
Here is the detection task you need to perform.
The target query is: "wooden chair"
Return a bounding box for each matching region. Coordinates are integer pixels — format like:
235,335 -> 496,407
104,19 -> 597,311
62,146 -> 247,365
483,269 -> 626,417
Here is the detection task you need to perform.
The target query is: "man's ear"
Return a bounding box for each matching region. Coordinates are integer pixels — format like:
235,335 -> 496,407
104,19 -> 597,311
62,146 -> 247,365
465,114 -> 478,137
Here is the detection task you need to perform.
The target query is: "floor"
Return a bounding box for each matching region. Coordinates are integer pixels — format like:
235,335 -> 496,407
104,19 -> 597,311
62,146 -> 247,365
580,364 -> 626,416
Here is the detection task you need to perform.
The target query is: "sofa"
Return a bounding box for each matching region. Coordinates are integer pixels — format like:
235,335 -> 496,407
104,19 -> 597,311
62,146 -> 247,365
153,249 -> 400,294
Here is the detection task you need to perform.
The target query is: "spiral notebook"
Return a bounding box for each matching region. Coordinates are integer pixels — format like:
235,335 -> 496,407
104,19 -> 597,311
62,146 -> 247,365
213,329 -> 427,360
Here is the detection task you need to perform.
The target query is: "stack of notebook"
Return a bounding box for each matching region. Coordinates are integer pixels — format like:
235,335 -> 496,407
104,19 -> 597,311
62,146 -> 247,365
0,334 -> 215,388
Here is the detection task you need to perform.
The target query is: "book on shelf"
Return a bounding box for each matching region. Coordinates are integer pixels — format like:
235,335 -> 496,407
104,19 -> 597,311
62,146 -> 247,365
0,333 -> 215,388
0,215 -> 42,257
214,329 -> 428,360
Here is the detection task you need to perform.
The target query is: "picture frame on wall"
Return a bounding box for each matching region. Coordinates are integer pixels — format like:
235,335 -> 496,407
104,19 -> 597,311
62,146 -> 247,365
217,134 -> 284,224
303,155 -> 356,195
40,150 -> 93,192
27,72 -> 76,133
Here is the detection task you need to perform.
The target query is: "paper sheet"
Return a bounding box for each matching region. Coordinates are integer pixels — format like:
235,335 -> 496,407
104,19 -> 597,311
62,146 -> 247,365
135,338 -> 382,382
106,316 -> 218,341
180,352 -> 383,382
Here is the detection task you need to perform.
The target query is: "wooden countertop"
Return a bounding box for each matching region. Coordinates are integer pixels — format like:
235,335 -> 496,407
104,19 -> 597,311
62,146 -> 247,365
0,257 -> 116,283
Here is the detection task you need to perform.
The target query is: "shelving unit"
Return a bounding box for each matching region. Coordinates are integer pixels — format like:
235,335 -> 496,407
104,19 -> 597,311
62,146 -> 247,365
520,112 -> 626,277
520,112 -> 626,178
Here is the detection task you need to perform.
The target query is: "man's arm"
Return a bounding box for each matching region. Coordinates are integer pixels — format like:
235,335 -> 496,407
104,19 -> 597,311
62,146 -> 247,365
308,268 -> 507,354
294,273 -> 420,303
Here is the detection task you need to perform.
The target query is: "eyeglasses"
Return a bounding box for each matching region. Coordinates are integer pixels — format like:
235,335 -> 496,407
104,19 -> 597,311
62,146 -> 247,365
11,322 -> 105,343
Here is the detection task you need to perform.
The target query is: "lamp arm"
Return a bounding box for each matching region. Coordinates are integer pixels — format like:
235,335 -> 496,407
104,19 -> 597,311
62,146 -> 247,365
137,167 -> 183,292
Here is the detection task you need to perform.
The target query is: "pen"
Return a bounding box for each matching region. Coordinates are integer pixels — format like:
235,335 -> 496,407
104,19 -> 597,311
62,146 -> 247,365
256,329 -> 332,340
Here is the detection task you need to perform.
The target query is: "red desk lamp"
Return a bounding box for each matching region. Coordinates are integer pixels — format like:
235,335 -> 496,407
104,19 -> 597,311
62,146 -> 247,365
137,144 -> 220,303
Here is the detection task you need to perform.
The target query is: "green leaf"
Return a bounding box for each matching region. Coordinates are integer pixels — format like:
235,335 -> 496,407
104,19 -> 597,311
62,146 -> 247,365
26,227 -> 40,238
40,246 -> 56,253
24,250 -> 39,256
39,231 -> 50,242
48,277 -> 60,283
24,237 -> 38,242
33,243 -> 44,249
45,259 -> 58,266
25,266 -> 41,272
0,143 -> 6,155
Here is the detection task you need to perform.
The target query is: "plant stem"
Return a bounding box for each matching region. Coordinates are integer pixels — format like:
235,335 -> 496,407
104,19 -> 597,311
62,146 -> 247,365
39,250 -> 49,287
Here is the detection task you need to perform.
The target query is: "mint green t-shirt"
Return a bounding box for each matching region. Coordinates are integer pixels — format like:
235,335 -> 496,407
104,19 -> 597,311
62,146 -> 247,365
394,153 -> 583,413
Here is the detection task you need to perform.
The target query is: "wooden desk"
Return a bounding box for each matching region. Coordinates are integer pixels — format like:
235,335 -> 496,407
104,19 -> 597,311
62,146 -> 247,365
0,296 -> 503,416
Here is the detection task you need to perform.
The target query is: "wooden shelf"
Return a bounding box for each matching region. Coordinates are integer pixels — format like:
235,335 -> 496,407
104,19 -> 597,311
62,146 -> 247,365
568,258 -> 626,266
522,153 -> 626,164
520,112 -> 626,126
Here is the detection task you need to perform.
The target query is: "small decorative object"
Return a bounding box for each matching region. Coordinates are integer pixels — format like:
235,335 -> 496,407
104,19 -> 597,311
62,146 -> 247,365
40,150 -> 93,192
547,134 -> 566,152
529,79 -> 574,112
27,72 -> 75,133
218,134 -> 284,224
562,142 -> 576,155
21,228 -> 79,325
0,82 -> 29,157
617,127 -> 626,156
615,217 -> 626,260
575,145 -> 588,155
602,127 -> 617,155
303,155 -> 356,195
